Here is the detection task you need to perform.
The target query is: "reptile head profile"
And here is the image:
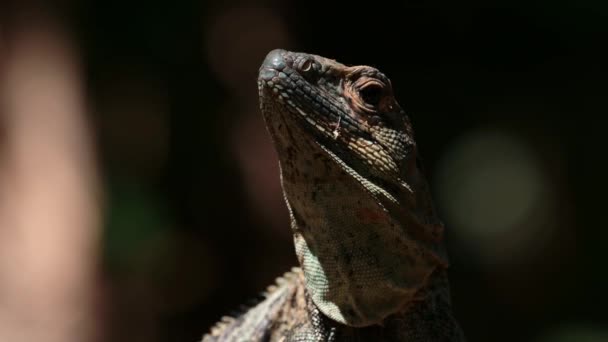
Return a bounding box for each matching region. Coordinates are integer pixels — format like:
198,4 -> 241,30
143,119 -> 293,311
258,49 -> 449,327
258,49 -> 417,192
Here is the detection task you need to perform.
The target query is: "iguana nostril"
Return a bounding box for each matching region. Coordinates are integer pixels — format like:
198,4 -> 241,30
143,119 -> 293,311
300,59 -> 312,72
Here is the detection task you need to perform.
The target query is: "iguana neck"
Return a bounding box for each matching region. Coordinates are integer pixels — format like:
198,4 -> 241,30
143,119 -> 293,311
278,131 -> 448,327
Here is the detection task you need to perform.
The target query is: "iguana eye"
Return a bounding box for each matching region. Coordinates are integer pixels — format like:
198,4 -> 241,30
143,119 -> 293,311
359,84 -> 383,106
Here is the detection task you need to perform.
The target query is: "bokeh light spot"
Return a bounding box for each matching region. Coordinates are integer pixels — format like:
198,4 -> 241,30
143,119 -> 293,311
434,129 -> 554,264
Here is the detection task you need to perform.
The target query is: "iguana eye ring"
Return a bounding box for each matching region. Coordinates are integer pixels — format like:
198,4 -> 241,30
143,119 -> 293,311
359,83 -> 384,107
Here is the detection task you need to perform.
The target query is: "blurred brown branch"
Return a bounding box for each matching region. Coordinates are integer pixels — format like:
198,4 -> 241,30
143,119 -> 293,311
0,14 -> 102,342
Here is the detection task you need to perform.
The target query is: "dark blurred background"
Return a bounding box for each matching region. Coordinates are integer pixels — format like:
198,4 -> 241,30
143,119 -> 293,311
0,1 -> 606,342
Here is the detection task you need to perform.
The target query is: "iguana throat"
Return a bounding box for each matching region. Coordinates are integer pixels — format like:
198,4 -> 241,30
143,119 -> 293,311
258,49 -> 449,327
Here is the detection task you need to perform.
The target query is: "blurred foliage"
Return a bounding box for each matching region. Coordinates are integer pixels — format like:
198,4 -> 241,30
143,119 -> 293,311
103,178 -> 171,273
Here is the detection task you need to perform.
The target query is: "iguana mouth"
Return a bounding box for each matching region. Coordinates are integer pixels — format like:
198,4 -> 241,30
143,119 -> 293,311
258,49 -> 349,140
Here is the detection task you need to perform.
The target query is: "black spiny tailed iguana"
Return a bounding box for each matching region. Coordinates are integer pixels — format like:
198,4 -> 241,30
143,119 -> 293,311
202,49 -> 466,341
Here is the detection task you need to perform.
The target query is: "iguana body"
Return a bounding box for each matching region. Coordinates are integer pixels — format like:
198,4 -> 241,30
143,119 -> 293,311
202,50 -> 465,341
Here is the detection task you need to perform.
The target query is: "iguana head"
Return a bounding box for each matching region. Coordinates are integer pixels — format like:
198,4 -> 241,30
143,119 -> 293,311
258,49 -> 449,327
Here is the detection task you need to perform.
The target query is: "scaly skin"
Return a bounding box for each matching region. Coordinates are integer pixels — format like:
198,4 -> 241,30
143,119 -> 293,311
202,49 -> 465,341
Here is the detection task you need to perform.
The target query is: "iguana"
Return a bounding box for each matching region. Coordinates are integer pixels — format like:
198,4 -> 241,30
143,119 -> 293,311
202,49 -> 466,341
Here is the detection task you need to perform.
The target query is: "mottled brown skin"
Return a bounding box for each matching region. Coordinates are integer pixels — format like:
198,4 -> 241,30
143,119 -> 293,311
202,50 -> 465,341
